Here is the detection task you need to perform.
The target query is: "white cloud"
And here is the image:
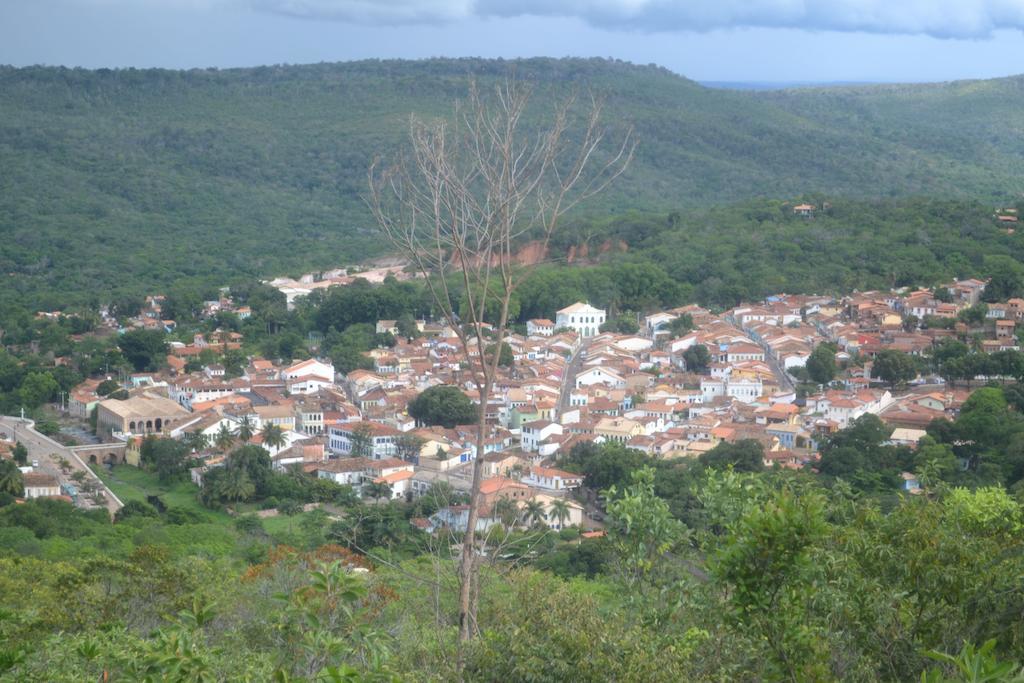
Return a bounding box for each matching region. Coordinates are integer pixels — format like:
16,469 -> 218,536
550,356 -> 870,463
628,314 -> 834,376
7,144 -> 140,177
60,0 -> 1024,37
250,0 -> 473,24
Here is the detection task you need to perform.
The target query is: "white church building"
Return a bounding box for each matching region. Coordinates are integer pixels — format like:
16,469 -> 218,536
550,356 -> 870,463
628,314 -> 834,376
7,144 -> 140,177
556,302 -> 606,338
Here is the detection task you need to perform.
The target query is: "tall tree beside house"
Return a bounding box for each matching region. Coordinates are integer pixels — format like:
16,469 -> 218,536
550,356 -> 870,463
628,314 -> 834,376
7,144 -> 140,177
805,344 -> 837,385
259,423 -> 286,451
11,442 -> 28,466
349,425 -> 374,459
227,445 -> 275,495
363,481 -> 392,503
669,314 -> 694,337
396,314 -> 420,340
873,350 -> 919,388
494,497 -> 520,530
395,433 -> 425,463
682,344 -> 711,374
407,385 -> 477,429
958,303 -> 989,327
96,378 -> 120,397
214,423 -> 236,452
368,77 -> 633,662
548,499 -> 572,528
485,342 -> 515,368
522,500 -> 548,528
235,416 -> 255,442
0,460 -> 24,497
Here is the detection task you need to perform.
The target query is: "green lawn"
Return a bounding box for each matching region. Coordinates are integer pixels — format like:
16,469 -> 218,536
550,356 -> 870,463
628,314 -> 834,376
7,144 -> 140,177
91,464 -> 233,524
262,514 -> 302,535
91,464 -> 323,540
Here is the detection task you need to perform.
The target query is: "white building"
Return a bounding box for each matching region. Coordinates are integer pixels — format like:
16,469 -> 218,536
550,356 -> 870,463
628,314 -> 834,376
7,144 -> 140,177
520,420 -> 564,454
644,312 -> 677,338
282,359 -> 336,395
700,376 -> 764,404
316,457 -> 370,487
526,319 -> 555,337
528,493 -> 585,530
522,466 -> 583,491
555,302 -> 606,338
327,421 -> 400,459
575,366 -> 626,389
22,472 -> 61,499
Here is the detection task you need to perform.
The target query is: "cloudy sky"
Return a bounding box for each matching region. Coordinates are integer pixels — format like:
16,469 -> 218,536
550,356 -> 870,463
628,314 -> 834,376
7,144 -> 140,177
2,0 -> 1023,82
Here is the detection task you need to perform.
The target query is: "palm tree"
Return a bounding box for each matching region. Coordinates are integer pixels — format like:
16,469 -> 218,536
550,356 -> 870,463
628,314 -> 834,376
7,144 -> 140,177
0,460 -> 24,497
235,416 -> 255,442
548,499 -> 571,529
260,423 -> 286,451
217,467 -> 255,503
493,498 -> 519,530
522,500 -> 547,528
213,423 -> 235,452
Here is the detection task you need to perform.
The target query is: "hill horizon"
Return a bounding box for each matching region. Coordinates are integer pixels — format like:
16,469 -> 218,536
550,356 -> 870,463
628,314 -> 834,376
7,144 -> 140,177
2,56 -> 1023,311
3,56 -> 1021,90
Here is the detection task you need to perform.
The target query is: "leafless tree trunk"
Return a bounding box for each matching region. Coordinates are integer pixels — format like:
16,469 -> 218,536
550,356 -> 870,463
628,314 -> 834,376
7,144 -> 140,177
368,77 -> 633,673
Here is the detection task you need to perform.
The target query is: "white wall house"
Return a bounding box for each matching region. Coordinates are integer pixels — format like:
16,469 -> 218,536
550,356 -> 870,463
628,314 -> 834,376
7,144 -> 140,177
169,379 -> 240,410
701,377 -> 763,404
527,319 -> 555,337
327,421 -> 400,459
556,302 -> 606,338
522,466 -> 583,491
22,472 -> 61,499
575,366 -> 626,389
644,312 -> 677,338
614,336 -> 654,353
528,493 -> 585,530
520,420 -> 564,453
283,359 -> 336,395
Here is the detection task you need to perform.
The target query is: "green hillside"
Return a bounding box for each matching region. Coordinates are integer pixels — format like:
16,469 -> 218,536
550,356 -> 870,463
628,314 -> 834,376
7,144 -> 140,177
1,58 -> 1023,310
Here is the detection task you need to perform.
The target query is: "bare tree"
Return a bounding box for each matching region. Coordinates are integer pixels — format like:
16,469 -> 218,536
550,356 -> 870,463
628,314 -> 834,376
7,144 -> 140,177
368,78 -> 633,666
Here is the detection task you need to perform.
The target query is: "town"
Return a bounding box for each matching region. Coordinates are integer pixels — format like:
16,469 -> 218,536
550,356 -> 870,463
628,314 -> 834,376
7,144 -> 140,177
4,38 -> 1024,680
5,265 -> 1018,530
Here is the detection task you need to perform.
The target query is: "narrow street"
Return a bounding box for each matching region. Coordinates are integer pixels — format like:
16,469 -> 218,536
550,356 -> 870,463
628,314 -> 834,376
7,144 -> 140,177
0,416 -> 123,516
556,338 -> 590,420
725,314 -> 795,393
763,346 -> 796,393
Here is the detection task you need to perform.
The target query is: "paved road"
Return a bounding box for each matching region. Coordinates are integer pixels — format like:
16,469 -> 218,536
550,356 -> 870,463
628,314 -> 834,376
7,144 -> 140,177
0,416 -> 123,516
763,346 -> 796,393
724,314 -> 795,393
556,339 -> 590,420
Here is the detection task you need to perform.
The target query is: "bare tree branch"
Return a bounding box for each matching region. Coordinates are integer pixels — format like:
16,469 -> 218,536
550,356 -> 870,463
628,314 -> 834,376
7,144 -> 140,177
366,76 -> 633,675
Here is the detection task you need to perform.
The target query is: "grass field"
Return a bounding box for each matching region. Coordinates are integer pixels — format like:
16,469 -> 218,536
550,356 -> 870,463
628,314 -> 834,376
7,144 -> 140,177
91,464 -> 318,542
91,464 -> 233,523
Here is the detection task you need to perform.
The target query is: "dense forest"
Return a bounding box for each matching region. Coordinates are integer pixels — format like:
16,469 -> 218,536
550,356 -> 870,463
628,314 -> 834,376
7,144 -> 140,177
548,197 -> 1024,308
2,58 -> 1024,314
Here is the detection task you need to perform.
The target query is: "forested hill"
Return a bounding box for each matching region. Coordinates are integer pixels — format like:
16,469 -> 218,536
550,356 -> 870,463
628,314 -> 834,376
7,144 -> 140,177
2,57 -> 1023,310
